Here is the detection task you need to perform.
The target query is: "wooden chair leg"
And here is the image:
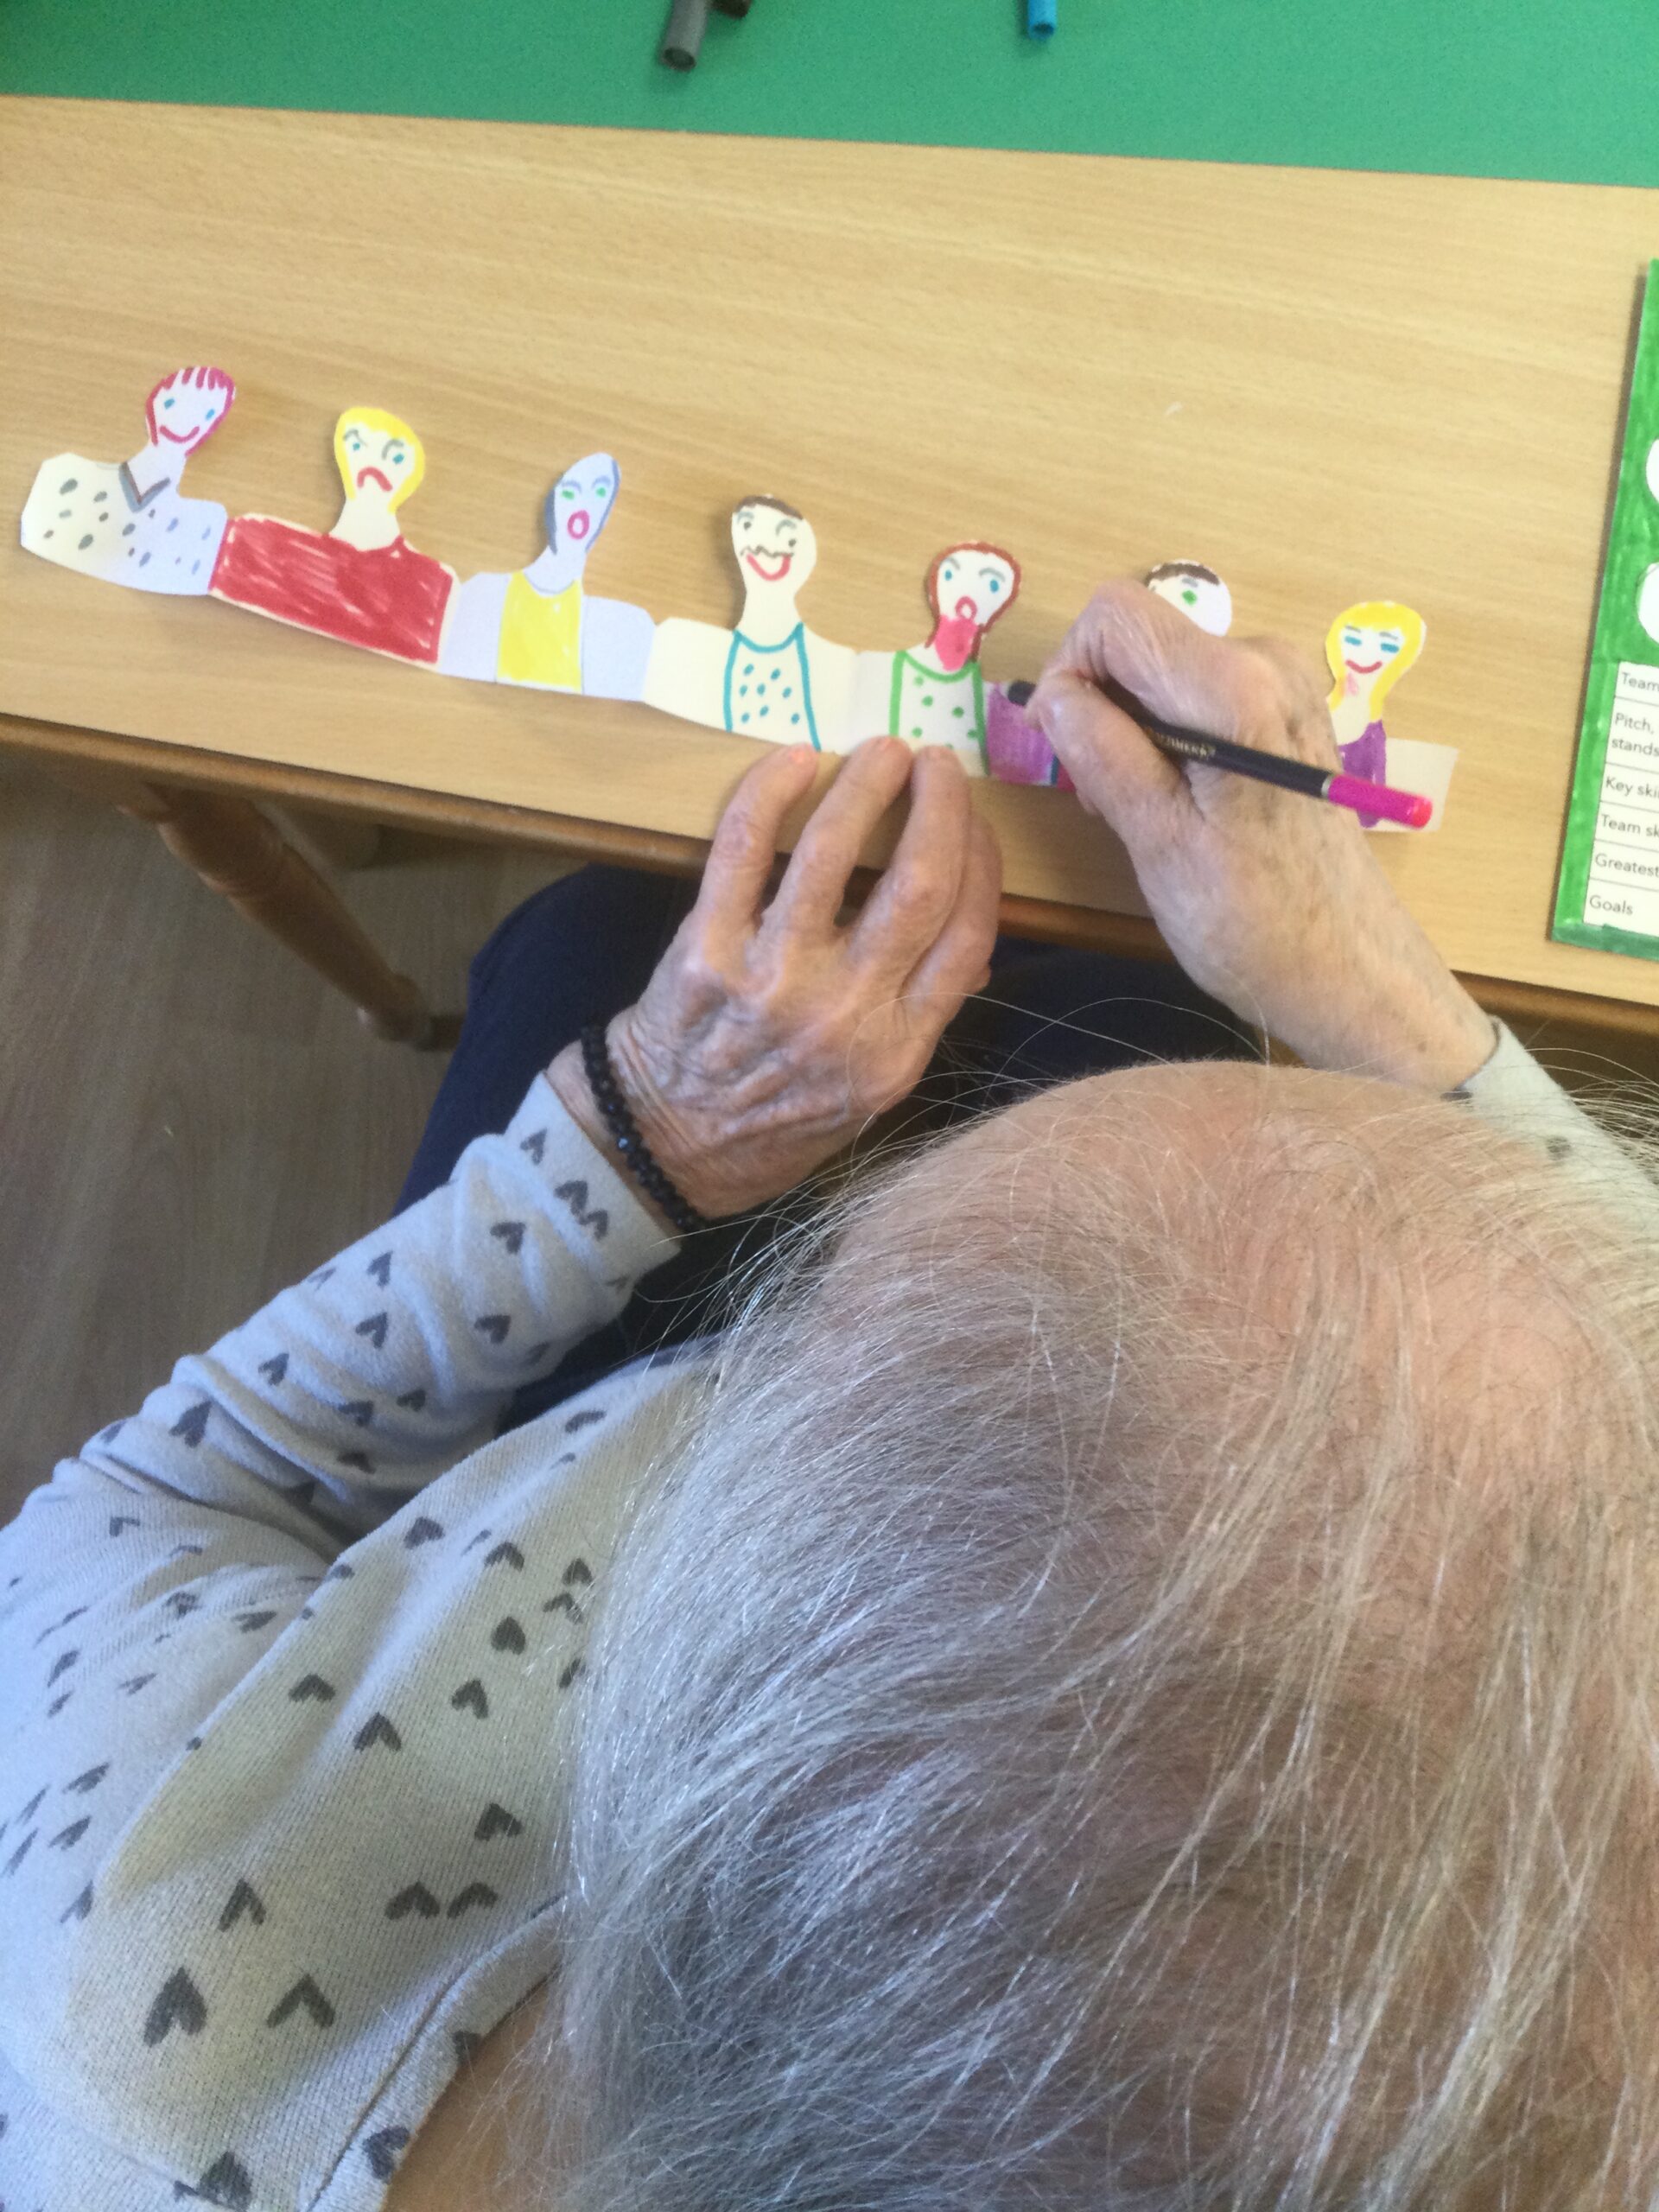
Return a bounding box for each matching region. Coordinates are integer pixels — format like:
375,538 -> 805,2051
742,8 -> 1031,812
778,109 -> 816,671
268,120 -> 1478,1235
119,782 -> 434,1045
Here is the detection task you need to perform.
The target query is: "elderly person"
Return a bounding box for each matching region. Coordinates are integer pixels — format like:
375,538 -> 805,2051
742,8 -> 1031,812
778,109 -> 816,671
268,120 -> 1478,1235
3,582 -> 1656,2212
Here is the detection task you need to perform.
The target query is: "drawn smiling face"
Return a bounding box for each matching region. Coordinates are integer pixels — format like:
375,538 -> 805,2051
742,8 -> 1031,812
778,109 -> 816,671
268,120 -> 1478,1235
334,412 -> 425,512
143,366 -> 235,459
733,501 -> 816,593
544,453 -> 619,555
1337,620 -> 1406,696
934,547 -> 1018,631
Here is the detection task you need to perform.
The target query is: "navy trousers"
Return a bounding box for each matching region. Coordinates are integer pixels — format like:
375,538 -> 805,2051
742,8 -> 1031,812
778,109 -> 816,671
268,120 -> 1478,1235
398,866 -> 1249,1426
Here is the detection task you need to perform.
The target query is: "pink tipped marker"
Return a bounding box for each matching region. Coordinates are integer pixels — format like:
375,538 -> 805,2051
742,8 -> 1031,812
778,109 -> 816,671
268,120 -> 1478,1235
1003,681 -> 1437,830
1325,772 -> 1433,830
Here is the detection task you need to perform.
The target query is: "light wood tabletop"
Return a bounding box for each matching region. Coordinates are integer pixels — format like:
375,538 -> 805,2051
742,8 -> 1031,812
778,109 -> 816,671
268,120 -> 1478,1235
4,97 -> 1659,1029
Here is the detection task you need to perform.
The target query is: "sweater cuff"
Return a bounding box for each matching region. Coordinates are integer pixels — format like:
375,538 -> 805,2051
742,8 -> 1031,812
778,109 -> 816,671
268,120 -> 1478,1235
1452,1020 -> 1659,1217
505,1072 -> 680,1281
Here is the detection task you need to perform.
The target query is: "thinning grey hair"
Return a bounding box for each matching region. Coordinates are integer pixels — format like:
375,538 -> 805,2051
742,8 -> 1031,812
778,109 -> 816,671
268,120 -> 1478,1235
543,1066 -> 1659,2211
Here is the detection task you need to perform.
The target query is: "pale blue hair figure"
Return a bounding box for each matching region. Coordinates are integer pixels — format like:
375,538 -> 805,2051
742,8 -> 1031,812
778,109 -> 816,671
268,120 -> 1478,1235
537,452 -> 620,592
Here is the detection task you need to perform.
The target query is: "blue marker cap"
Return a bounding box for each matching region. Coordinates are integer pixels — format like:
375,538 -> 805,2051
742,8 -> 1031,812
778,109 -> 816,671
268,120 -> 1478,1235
1026,0 -> 1057,35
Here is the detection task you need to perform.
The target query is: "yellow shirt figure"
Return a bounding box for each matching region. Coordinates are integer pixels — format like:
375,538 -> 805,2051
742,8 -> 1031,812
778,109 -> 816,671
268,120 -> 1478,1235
498,572 -> 583,690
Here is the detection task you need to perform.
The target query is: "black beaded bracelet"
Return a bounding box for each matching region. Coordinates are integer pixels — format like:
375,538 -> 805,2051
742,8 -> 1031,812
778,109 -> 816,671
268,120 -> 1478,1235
578,1023 -> 709,1238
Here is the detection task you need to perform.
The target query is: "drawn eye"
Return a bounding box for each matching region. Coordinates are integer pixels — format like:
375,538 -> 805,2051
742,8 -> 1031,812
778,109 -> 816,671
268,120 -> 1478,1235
988,578 -> 1001,594
595,484 -> 611,500
1380,635 -> 1402,654
562,486 -> 577,499
1182,588 -> 1198,604
162,397 -> 175,410
204,408 -> 216,423
1343,629 -> 1363,647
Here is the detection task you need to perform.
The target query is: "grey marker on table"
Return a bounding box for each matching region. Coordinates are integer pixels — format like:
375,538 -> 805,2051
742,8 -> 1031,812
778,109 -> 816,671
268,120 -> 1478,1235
661,0 -> 712,68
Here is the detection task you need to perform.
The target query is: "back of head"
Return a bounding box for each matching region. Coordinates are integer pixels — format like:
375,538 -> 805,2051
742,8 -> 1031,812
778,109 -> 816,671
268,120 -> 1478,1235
546,1067 -> 1659,2212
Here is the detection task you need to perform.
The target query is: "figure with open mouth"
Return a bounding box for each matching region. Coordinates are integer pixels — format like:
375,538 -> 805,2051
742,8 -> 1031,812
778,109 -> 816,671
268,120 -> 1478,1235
209,406 -> 455,664
643,494 -> 856,747
438,453 -> 654,699
1325,600 -> 1427,826
21,365 -> 236,595
848,541 -> 1022,771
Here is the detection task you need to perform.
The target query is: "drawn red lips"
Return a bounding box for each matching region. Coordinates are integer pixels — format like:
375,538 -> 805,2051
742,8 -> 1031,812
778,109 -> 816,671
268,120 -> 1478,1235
356,466 -> 393,493
1345,658 -> 1383,675
954,594 -> 979,621
157,425 -> 199,444
567,510 -> 591,541
745,550 -> 792,582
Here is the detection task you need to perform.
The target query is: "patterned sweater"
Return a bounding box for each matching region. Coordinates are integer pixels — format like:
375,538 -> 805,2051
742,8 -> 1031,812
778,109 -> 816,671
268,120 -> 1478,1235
0,1034 -> 1643,2210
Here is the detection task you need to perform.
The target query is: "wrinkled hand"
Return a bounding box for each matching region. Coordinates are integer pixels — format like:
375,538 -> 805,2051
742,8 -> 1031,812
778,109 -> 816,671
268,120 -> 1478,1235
549,737 -> 1001,1221
1029,582 -> 1496,1090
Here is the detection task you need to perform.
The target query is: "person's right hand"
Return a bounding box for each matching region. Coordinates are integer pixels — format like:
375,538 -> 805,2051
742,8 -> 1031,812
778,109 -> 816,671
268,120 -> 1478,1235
1029,581 -> 1497,1092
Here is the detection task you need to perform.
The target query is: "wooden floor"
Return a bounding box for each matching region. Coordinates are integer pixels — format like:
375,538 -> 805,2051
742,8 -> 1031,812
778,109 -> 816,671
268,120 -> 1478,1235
5,757 -> 1658,1539
0,758 -> 564,1527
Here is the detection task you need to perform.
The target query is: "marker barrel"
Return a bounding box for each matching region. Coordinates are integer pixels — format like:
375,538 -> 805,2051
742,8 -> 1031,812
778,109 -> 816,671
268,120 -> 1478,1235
1027,0 -> 1058,36
662,0 -> 711,68
1325,773 -> 1433,830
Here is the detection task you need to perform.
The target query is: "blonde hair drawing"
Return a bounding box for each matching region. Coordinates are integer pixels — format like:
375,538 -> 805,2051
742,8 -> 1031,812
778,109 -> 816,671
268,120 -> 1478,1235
1325,598 -> 1426,719
333,406 -> 426,511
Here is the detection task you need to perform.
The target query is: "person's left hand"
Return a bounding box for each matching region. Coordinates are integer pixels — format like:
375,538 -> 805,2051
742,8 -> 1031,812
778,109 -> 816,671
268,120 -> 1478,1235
547,737 -> 1001,1221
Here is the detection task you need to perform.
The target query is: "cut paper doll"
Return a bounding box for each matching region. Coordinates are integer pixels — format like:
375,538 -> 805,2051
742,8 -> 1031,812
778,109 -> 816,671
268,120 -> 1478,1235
20,365 -> 235,595
438,454 -> 654,699
846,543 -> 1022,771
1325,599 -> 1458,832
643,496 -> 856,749
1325,600 -> 1426,826
1147,558 -> 1232,636
1639,565 -> 1659,645
210,407 -> 454,664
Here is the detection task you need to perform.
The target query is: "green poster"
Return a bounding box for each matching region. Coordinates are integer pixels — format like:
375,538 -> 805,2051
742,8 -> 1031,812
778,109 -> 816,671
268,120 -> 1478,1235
1554,264 -> 1659,959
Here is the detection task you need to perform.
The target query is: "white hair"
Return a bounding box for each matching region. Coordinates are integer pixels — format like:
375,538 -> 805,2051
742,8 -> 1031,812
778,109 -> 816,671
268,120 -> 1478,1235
538,1066 -> 1659,2211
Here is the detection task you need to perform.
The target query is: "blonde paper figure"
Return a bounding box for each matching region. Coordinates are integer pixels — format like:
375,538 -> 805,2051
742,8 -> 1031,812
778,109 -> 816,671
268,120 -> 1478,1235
211,406 -> 454,665
438,454 -> 653,698
1325,600 -> 1456,831
643,496 -> 856,749
20,365 -> 236,594
846,543 -> 1022,772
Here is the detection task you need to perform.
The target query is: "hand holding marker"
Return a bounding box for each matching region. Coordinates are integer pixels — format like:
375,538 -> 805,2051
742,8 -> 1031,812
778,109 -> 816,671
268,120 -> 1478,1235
1003,682 -> 1433,829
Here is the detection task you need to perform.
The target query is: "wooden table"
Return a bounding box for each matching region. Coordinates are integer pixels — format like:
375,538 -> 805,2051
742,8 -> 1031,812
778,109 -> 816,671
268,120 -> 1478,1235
5,96 -> 1659,1041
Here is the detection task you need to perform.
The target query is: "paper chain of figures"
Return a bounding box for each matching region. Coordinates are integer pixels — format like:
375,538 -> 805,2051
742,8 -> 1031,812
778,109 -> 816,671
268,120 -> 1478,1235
19,366 -> 1457,823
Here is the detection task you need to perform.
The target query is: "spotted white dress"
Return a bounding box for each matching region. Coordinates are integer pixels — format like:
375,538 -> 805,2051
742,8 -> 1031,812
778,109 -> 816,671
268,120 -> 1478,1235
21,452 -> 227,596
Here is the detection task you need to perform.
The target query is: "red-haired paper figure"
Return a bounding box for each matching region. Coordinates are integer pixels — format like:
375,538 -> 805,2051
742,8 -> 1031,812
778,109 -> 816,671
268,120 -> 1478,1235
211,407 -> 454,665
848,543 -> 1021,772
21,365 -> 235,595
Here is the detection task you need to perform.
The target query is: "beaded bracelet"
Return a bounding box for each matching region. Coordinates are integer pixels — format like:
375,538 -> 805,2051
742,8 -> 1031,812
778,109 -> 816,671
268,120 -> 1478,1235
578,1023 -> 709,1238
